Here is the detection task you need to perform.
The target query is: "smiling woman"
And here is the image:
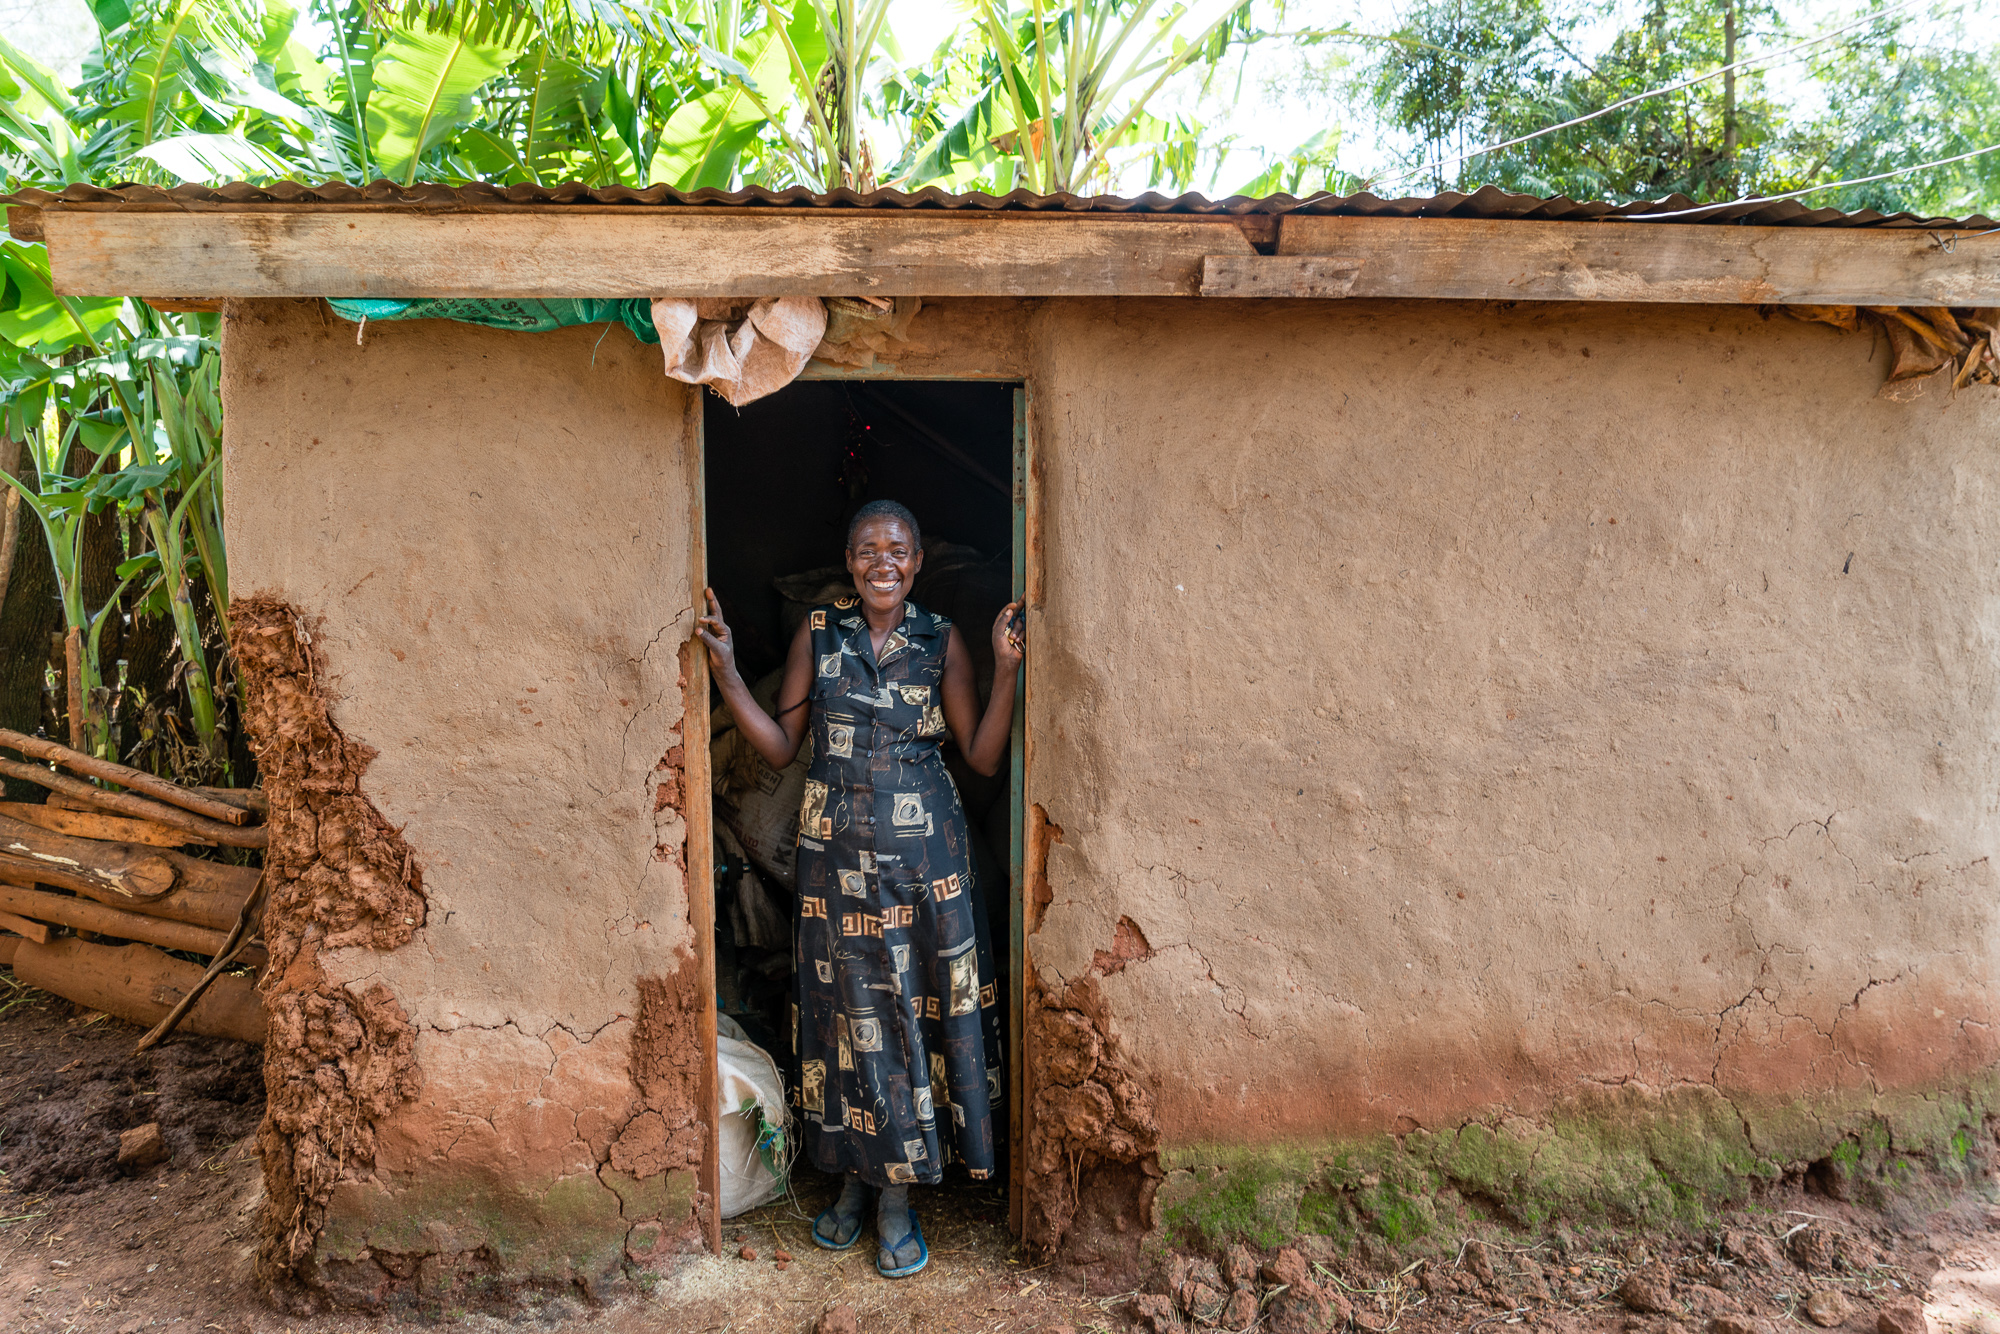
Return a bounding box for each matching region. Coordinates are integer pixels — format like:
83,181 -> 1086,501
696,380 -> 1022,1280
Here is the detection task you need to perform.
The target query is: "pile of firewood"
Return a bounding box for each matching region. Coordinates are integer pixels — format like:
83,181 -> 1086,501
0,728 -> 266,1048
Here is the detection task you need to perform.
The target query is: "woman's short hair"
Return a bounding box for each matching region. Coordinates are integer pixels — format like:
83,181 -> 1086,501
847,499 -> 921,549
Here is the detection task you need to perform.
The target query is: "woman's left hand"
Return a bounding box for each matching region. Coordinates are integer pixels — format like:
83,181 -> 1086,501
991,601 -> 1026,671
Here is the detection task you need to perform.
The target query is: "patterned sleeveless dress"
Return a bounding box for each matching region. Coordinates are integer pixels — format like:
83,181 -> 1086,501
790,597 -> 1003,1186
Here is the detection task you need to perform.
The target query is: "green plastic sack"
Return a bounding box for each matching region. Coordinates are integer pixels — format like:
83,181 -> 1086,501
326,298 -> 660,344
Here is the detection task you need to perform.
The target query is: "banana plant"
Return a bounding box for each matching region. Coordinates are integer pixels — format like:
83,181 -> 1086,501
798,0 -> 895,189
658,15 -> 813,187
91,341 -> 227,769
0,235 -> 228,767
946,0 -> 1256,194
365,11 -> 523,185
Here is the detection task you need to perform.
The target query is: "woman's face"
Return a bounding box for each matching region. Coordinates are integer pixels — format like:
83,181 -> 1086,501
846,517 -> 922,614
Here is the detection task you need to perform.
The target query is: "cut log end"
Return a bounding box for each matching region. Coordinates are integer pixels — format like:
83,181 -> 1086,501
123,855 -> 178,899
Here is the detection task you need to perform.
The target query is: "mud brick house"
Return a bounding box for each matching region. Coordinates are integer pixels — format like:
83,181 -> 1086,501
8,180 -> 2000,1305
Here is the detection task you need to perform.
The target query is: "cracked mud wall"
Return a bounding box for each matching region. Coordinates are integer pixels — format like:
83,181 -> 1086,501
221,301 -> 701,1301
232,596 -> 426,1293
1021,298 -> 2000,1237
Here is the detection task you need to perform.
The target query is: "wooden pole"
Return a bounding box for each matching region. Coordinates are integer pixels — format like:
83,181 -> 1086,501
0,800 -> 213,848
136,879 -> 266,1052
63,628 -> 84,751
0,757 -> 266,848
0,727 -> 252,824
0,881 -> 253,958
0,910 -> 51,944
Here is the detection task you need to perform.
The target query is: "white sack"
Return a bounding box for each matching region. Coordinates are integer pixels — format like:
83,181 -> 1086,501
651,296 -> 828,406
716,1014 -> 789,1218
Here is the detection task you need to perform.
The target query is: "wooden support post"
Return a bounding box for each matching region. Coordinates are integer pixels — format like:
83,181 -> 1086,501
683,385 -> 722,1257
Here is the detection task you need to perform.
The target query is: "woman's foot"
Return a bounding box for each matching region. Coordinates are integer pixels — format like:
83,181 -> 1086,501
812,1175 -> 870,1250
875,1184 -> 928,1278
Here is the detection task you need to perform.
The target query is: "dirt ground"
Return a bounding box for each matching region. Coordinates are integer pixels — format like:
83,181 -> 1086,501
3,976 -> 1997,1334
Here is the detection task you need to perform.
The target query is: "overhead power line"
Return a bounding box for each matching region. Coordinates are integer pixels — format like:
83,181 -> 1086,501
1374,0 -> 1936,191
1620,142 -> 2000,220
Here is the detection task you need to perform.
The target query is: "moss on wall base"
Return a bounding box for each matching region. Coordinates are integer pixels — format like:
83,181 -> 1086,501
1156,1075 -> 2000,1255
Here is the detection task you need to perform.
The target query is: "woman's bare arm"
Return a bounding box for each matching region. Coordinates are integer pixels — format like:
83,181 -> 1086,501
940,603 -> 1024,777
699,589 -> 814,771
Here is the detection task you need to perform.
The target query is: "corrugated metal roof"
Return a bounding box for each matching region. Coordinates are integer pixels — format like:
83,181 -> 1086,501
4,179 -> 1994,229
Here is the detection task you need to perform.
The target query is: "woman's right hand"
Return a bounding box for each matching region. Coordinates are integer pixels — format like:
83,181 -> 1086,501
697,588 -> 738,679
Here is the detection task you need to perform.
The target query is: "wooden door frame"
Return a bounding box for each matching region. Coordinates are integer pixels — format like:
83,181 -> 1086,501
688,368 -> 1036,1249
684,383 -> 722,1254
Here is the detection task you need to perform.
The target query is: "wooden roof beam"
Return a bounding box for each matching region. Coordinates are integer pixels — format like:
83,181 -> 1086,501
36,207 -> 2000,306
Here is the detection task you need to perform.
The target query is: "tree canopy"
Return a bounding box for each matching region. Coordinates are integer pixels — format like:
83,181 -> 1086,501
1262,0 -> 2000,216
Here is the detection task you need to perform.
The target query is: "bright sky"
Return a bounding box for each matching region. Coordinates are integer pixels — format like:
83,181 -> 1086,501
9,0 -> 1990,199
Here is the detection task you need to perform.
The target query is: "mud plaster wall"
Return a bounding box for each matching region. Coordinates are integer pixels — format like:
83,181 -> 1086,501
216,292 -> 2000,1273
221,300 -> 701,1296
1023,299 -> 2000,1189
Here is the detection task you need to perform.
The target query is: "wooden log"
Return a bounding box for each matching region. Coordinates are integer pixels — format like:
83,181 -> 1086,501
63,630 -> 83,751
0,910 -> 51,944
4,812 -> 255,930
0,882 -> 242,958
14,937 -> 264,1045
0,727 -> 251,824
195,786 -> 269,817
0,758 -> 267,848
0,812 -> 179,899
0,841 -> 255,934
0,800 -> 214,848
0,848 -> 174,902
0,861 -> 255,938
0,934 -> 16,968
105,858 -> 255,934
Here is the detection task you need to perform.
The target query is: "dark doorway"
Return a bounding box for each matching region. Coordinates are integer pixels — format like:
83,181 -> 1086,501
701,378 -> 1020,1212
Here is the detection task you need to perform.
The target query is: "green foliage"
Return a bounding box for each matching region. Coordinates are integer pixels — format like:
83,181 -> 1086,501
650,26 -> 791,188
364,14 -> 523,184
0,162 -> 226,770
1350,0 -> 2000,214
0,2 -> 1261,196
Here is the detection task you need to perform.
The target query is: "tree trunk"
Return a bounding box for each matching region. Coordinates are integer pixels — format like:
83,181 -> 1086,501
0,439 -> 62,800
1722,0 -> 1738,193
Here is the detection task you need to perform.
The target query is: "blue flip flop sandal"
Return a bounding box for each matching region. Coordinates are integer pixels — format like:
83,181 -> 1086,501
812,1203 -> 865,1251
876,1210 -> 928,1279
